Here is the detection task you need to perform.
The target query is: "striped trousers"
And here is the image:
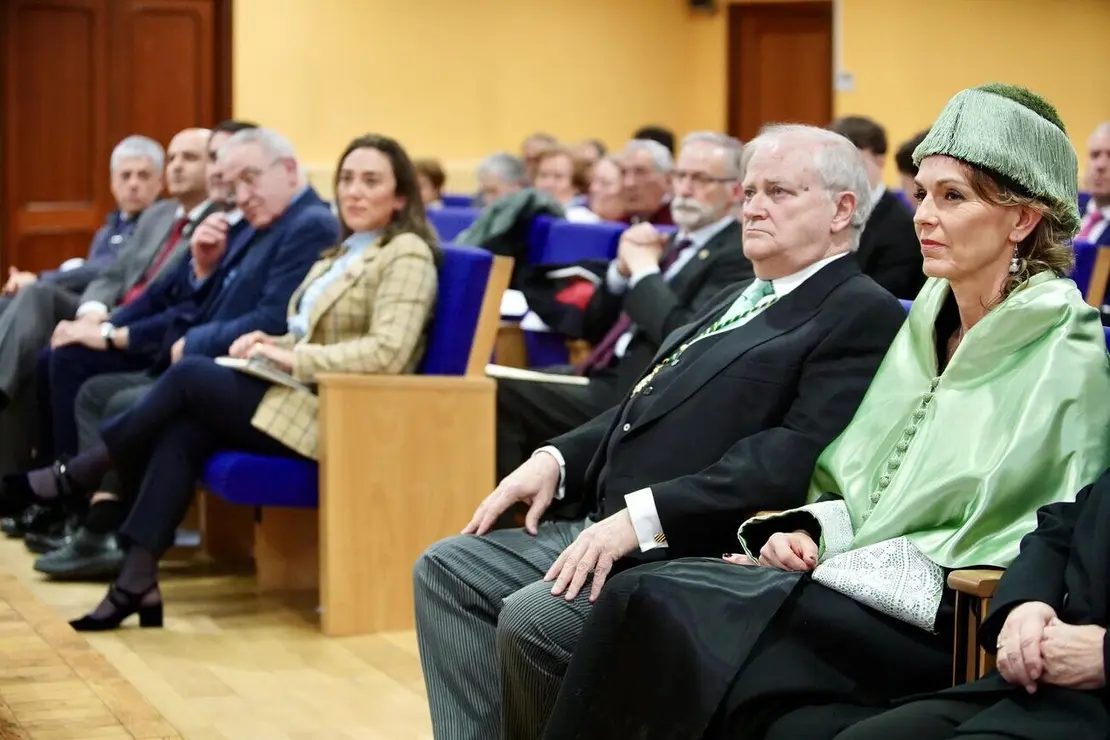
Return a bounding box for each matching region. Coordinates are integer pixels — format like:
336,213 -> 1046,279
413,520 -> 592,740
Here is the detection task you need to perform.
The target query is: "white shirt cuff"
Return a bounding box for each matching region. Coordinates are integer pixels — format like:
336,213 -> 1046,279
76,301 -> 109,318
605,261 -> 630,295
533,446 -> 566,500
624,487 -> 668,551
628,265 -> 662,290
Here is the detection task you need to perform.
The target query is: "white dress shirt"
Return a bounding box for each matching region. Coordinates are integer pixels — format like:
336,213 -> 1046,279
535,251 -> 851,551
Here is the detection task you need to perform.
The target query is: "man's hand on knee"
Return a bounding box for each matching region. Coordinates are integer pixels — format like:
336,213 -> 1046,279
463,453 -> 560,537
545,510 -> 638,603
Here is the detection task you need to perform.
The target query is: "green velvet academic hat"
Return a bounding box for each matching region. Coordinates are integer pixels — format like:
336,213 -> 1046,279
914,83 -> 1081,238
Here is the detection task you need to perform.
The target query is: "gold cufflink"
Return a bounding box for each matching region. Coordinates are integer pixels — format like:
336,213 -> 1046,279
653,533 -> 667,543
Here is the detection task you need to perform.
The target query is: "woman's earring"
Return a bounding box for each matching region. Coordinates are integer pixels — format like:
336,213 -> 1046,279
1009,243 -> 1020,274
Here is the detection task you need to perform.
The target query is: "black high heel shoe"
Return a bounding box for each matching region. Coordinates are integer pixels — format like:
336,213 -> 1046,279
0,459 -> 73,518
69,585 -> 163,632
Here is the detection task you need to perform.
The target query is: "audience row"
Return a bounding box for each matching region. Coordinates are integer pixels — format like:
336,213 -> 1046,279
0,76 -> 1109,740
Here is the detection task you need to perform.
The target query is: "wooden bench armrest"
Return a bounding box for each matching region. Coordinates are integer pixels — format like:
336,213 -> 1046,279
947,569 -> 1003,598
312,371 -> 495,635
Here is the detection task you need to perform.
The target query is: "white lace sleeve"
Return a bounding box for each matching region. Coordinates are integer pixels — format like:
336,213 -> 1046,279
796,500 -> 853,558
811,537 -> 946,632
737,500 -> 854,559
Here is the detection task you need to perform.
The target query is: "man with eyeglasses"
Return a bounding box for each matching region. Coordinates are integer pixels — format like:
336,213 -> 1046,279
416,125 -> 909,740
496,132 -> 755,480
21,127 -> 337,568
25,121 -> 266,575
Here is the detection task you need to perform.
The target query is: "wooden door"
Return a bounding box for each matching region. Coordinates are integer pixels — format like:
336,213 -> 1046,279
0,0 -> 231,274
727,1 -> 833,143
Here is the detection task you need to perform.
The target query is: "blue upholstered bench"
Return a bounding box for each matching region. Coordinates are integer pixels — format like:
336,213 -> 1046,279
531,220 -> 625,265
427,206 -> 480,242
198,245 -> 512,635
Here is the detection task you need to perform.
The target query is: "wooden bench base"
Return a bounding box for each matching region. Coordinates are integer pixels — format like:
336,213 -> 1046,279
199,375 -> 496,637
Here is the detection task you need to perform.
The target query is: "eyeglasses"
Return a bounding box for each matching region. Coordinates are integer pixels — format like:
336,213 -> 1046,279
668,170 -> 737,188
226,158 -> 285,192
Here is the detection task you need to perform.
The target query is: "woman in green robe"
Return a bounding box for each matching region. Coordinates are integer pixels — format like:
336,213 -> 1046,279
540,84 -> 1110,740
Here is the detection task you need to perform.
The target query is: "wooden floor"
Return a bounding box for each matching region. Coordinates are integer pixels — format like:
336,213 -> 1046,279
0,537 -> 433,740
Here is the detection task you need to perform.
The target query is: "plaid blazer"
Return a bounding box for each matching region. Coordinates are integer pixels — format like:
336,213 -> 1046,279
251,232 -> 438,459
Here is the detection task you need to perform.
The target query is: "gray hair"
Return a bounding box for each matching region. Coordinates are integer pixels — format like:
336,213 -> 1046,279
681,131 -> 744,178
218,127 -> 303,184
623,139 -> 674,172
742,124 -> 873,250
218,126 -> 299,162
110,135 -> 165,174
1092,122 -> 1110,139
477,152 -> 529,185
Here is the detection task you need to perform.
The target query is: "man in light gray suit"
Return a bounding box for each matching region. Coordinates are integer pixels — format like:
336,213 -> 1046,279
0,128 -> 208,478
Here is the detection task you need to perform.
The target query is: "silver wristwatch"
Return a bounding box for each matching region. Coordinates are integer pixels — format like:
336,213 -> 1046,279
100,322 -> 117,346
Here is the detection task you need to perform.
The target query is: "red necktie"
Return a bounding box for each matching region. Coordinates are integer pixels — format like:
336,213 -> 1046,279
121,216 -> 189,305
1076,211 -> 1106,242
575,238 -> 693,375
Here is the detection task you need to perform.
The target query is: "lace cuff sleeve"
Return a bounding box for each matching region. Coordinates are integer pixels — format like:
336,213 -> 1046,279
737,500 -> 853,560
811,537 -> 946,632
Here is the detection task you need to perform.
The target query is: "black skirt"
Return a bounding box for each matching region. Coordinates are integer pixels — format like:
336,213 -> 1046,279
542,558 -> 953,740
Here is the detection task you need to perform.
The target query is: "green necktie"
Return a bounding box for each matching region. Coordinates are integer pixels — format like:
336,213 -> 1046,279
710,279 -> 776,331
630,280 -> 777,396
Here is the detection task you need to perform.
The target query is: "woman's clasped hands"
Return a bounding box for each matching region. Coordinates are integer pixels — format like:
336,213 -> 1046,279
723,531 -> 819,572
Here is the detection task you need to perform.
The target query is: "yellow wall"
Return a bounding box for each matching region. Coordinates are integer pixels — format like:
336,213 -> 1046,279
836,0 -> 1110,184
233,0 -> 704,195
234,0 -> 1110,195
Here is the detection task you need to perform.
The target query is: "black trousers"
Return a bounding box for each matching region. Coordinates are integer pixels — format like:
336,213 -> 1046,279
495,372 -> 620,480
76,371 -> 154,497
101,356 -> 309,555
828,697 -> 1008,740
42,344 -> 151,459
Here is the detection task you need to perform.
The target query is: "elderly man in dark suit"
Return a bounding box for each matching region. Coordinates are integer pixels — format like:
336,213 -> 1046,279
830,115 -> 924,300
496,132 -> 755,479
413,123 -> 909,740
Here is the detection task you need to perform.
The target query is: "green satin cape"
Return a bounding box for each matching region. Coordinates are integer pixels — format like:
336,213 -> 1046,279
808,272 -> 1110,569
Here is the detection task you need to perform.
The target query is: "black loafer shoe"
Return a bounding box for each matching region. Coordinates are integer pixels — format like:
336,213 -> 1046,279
2,503 -> 64,539
33,527 -> 124,580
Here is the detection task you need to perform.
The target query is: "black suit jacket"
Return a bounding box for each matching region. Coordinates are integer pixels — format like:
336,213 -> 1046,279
580,220 -> 754,397
942,472 -> 1110,732
856,190 -> 924,300
549,255 -> 906,558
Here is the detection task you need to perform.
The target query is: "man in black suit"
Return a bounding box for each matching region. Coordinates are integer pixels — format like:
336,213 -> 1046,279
413,124 -> 907,740
831,116 -> 924,299
496,132 -> 754,478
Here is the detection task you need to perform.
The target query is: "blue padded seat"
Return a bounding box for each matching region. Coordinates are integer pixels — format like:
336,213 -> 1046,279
201,244 -> 496,508
526,215 -> 559,264
203,453 -> 319,508
440,194 -> 473,208
1070,241 -> 1098,297
428,207 -> 480,242
533,221 -> 625,265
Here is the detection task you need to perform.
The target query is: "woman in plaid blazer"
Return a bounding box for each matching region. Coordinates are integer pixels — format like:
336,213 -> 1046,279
1,134 -> 441,631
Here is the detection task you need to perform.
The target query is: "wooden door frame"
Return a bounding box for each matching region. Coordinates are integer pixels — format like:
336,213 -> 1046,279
0,0 -> 235,272
725,0 -> 834,141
